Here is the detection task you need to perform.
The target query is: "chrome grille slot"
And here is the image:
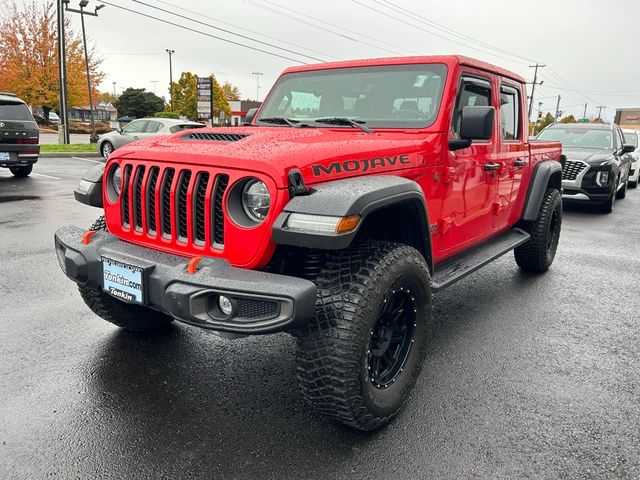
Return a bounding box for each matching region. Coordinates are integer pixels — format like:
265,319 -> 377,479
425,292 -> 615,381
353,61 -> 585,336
121,164 -> 132,228
193,172 -> 209,245
132,165 -> 145,231
213,174 -> 229,247
562,160 -> 587,181
176,170 -> 192,242
146,167 -> 160,235
160,168 -> 175,237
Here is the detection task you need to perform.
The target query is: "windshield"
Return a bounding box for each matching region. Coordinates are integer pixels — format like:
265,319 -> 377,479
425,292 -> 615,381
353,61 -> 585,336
623,131 -> 638,147
536,127 -> 614,150
0,101 -> 34,121
257,64 -> 447,129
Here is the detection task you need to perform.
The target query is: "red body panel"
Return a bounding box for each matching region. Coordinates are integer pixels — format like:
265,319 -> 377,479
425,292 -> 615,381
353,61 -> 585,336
104,55 -> 561,270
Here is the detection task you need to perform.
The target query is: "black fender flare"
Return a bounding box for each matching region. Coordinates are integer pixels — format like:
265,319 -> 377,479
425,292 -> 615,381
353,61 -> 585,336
521,160 -> 562,221
74,163 -> 105,208
271,175 -> 433,270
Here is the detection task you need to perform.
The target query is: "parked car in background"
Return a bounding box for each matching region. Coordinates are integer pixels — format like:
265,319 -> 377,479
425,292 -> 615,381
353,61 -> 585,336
48,112 -> 61,124
0,92 -> 39,177
622,129 -> 639,188
98,118 -> 204,159
536,123 -> 634,212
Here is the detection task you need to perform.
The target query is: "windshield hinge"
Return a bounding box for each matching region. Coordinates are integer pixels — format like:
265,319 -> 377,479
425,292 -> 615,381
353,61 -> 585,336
288,169 -> 309,197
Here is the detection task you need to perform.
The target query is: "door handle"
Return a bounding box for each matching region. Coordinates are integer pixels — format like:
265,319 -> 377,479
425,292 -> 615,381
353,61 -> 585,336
514,158 -> 527,167
132,136 -> 139,140
483,163 -> 500,171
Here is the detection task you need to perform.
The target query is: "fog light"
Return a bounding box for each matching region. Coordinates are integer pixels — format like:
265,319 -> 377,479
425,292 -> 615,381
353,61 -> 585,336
596,171 -> 609,186
218,295 -> 233,315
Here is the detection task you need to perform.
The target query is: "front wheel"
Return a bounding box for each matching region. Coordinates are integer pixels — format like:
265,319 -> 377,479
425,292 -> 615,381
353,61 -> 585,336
101,141 -> 114,160
514,188 -> 562,273
296,242 -> 432,431
9,165 -> 32,177
617,178 -> 627,199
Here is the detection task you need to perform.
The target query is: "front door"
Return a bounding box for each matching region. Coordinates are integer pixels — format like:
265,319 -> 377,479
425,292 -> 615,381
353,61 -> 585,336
439,74 -> 498,252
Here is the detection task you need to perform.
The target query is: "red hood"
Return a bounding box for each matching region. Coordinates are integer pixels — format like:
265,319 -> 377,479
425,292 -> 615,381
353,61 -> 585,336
113,126 -> 442,188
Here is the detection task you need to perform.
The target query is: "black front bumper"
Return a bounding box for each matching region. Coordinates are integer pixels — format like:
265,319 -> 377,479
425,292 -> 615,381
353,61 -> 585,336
54,225 -> 317,335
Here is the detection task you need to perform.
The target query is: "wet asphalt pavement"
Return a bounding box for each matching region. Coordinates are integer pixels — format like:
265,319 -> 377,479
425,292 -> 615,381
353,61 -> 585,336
1,157 -> 639,479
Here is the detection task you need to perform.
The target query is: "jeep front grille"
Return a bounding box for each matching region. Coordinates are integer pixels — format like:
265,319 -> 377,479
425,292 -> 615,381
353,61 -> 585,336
562,160 -> 587,181
120,164 -> 230,248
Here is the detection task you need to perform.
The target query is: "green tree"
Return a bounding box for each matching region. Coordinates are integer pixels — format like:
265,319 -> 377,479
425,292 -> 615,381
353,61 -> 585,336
559,114 -> 577,124
170,72 -> 197,120
99,91 -> 118,105
211,74 -> 231,120
221,81 -> 241,101
115,88 -> 164,118
539,112 -> 555,130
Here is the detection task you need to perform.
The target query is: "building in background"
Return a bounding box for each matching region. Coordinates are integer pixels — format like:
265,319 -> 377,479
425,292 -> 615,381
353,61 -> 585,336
69,100 -> 117,123
614,108 -> 640,130
228,100 -> 261,126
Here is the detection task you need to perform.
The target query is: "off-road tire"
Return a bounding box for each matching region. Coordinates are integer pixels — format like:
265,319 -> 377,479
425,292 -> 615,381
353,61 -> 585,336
296,241 -> 432,431
9,165 -> 33,177
515,188 -> 562,273
78,215 -> 173,332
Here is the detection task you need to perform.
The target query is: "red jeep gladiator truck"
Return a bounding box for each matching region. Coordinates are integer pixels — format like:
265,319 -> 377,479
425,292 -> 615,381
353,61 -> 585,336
55,55 -> 563,431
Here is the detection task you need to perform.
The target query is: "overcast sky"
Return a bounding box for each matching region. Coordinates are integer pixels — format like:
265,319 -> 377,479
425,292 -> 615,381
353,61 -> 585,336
10,0 -> 640,121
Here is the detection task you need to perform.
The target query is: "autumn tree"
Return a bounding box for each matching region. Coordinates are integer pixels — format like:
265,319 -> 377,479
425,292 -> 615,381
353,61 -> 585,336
221,81 -> 241,101
170,72 -> 197,120
211,74 -> 231,119
99,91 -> 118,105
539,112 -> 555,130
559,114 -> 577,124
0,1 -> 104,123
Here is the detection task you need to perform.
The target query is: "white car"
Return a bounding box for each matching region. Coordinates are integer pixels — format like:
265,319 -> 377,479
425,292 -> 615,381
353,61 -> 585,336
623,129 -> 640,188
97,118 -> 204,159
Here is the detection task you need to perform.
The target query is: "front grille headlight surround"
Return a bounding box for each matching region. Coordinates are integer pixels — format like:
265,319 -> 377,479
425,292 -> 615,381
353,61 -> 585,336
105,162 -> 122,203
226,177 -> 271,227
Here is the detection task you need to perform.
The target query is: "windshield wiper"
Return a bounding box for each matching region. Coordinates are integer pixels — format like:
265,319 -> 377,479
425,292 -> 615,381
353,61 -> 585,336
258,116 -> 307,128
313,117 -> 373,134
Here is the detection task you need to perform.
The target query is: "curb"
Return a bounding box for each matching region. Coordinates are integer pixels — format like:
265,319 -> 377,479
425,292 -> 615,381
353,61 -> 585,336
40,152 -> 102,158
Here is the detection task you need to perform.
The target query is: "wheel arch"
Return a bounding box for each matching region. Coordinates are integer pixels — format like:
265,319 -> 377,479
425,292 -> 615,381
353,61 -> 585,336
521,160 -> 562,222
271,175 -> 434,273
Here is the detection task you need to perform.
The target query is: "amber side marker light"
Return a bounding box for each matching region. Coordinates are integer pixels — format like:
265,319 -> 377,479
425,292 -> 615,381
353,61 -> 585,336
336,215 -> 361,234
286,213 -> 361,234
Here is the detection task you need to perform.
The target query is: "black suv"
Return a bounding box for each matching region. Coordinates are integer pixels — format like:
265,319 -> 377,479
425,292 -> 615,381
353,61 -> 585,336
536,123 -> 634,213
0,92 -> 40,177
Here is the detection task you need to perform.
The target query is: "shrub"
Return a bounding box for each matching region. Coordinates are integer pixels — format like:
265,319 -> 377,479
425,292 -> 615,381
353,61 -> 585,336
154,111 -> 179,119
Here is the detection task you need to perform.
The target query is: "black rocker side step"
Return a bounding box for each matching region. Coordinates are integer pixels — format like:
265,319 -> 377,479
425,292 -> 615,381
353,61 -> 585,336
431,228 -> 531,292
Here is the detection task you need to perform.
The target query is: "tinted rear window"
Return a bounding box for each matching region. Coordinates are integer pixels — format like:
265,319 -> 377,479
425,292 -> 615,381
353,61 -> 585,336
0,101 -> 34,121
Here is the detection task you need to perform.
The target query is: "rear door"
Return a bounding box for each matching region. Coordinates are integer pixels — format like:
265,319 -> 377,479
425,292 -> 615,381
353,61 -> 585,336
494,81 -> 527,229
439,73 -> 498,251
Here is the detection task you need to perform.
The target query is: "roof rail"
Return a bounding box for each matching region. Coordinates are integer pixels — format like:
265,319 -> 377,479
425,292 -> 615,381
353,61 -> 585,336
0,92 -> 17,97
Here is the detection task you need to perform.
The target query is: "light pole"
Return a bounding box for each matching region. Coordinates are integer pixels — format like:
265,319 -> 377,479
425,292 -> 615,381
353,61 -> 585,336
56,0 -> 70,144
251,72 -> 263,101
65,0 -> 104,143
112,81 -> 116,97
166,49 -> 175,111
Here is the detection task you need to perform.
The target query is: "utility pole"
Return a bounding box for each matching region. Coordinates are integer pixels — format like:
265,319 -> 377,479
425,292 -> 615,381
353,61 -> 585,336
166,49 -> 175,111
65,0 -> 105,144
554,95 -> 561,122
151,80 -> 159,94
112,81 -> 116,96
583,103 -> 588,120
527,63 -> 545,121
597,105 -> 606,121
251,72 -> 263,101
56,0 -> 70,144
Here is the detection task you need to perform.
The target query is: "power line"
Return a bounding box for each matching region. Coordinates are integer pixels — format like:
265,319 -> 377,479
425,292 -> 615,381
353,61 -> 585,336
351,0 -> 531,66
129,0 -> 327,63
153,0 -> 340,61
372,0 -> 536,64
98,0 -> 310,64
241,0 -> 410,56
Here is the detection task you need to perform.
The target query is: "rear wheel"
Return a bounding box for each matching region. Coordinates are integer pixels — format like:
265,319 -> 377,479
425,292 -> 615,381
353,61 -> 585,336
78,215 -> 174,332
9,165 -> 32,177
514,188 -> 562,273
296,242 -> 432,431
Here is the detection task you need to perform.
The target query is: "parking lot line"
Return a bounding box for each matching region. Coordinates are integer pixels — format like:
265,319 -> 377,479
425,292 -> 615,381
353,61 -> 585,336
31,172 -> 62,180
72,157 -> 102,164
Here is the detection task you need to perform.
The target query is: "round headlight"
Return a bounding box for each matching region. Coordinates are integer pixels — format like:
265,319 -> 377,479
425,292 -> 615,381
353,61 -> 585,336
112,165 -> 122,197
242,180 -> 270,222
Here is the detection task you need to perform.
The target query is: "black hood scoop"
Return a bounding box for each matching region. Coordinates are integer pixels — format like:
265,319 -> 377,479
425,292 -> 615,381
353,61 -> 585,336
181,132 -> 250,142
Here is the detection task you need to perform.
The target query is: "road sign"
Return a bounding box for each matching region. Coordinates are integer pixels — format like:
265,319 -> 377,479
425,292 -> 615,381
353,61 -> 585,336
578,118 -> 589,123
196,76 -> 213,119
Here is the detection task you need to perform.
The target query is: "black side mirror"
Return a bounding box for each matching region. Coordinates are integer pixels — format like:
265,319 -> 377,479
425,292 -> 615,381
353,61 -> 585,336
449,106 -> 495,151
460,106 -> 495,141
116,127 -> 123,134
621,144 -> 636,154
244,108 -> 258,125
